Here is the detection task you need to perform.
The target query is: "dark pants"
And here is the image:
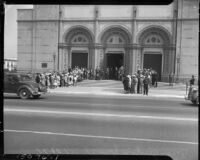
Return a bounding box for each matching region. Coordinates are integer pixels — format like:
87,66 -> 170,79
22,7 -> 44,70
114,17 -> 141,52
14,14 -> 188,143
137,83 -> 141,94
143,84 -> 149,95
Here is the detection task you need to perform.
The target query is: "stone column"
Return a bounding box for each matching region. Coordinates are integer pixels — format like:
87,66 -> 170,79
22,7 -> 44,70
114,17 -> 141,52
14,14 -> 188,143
68,48 -> 71,68
132,47 -> 139,74
169,48 -> 175,75
58,48 -> 63,72
131,6 -> 138,75
129,48 -> 134,75
99,48 -> 104,68
93,6 -> 99,70
136,47 -> 142,70
64,48 -> 69,72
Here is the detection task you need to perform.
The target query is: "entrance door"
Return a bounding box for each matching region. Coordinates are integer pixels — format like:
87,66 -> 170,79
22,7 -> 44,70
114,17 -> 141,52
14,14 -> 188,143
72,52 -> 88,69
107,53 -> 123,68
143,54 -> 162,81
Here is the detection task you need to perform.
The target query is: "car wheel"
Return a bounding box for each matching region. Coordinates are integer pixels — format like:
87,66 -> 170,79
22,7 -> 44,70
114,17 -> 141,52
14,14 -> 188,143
33,95 -> 40,99
19,88 -> 30,99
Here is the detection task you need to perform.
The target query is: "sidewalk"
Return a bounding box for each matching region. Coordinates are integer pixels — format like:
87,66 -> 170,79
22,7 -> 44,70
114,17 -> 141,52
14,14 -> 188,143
48,80 -> 187,99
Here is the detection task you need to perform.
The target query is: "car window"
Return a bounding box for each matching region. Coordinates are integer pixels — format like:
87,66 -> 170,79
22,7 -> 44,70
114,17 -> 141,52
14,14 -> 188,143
12,75 -> 20,81
20,75 -> 32,81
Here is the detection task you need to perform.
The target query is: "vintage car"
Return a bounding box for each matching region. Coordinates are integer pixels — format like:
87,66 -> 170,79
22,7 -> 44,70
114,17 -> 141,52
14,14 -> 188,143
4,73 -> 47,99
185,85 -> 199,105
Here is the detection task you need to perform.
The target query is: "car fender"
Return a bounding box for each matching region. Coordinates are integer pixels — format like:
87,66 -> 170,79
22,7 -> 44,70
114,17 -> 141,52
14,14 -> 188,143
17,85 -> 34,96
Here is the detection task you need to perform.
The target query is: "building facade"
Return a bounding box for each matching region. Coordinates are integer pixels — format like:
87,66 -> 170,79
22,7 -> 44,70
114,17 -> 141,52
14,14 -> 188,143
4,58 -> 17,71
17,0 -> 199,82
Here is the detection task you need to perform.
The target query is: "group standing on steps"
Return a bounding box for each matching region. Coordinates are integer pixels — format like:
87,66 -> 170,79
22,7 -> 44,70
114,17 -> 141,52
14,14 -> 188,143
122,68 -> 158,96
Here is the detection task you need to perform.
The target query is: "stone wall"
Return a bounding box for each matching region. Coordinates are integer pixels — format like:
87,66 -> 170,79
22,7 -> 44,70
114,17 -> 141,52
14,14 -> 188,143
176,0 -> 199,81
17,2 -> 198,82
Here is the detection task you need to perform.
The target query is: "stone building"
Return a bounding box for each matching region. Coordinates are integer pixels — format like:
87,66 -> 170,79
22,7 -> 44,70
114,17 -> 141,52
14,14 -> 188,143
4,58 -> 17,71
17,0 -> 199,82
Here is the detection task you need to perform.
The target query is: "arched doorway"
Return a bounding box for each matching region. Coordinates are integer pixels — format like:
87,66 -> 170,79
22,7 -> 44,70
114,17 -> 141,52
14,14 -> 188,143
100,27 -> 131,75
70,34 -> 89,69
63,27 -> 94,70
106,35 -> 125,68
138,26 -> 172,81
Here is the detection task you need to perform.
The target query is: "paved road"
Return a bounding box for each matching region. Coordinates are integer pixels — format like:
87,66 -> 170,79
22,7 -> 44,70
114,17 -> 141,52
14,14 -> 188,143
4,93 -> 198,160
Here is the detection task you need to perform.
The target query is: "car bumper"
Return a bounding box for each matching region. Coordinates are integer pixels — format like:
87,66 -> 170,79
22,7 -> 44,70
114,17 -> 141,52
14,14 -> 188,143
32,91 -> 47,95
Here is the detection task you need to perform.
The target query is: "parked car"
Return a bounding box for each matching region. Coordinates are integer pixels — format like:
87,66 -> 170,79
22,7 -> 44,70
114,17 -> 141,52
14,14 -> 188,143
185,85 -> 199,105
4,73 -> 47,99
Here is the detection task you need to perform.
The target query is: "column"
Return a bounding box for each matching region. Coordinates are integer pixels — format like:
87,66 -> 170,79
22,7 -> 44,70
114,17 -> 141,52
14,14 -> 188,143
130,5 -> 138,75
132,47 -> 139,74
58,48 -> 63,72
99,48 -> 104,68
93,5 -> 99,70
129,48 -> 134,75
64,48 -> 68,72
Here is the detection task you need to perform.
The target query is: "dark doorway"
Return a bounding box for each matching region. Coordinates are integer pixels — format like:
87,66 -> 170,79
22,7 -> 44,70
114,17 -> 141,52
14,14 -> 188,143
143,54 -> 162,81
72,52 -> 88,69
107,53 -> 123,68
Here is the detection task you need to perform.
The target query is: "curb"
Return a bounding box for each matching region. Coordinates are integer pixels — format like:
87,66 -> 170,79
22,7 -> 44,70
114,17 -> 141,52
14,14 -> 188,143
48,90 -> 184,99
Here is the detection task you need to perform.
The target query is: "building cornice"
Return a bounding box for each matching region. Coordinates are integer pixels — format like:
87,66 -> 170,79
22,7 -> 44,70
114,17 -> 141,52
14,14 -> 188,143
17,18 -> 199,23
58,43 -> 176,50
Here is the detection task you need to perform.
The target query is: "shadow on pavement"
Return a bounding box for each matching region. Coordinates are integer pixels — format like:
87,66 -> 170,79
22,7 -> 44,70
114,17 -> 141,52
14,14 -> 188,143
102,88 -> 124,94
180,102 -> 198,107
4,96 -> 21,99
4,96 -> 45,100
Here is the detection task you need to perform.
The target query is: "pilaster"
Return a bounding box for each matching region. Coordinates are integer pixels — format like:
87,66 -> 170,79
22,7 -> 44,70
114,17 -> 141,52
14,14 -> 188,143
93,6 -> 100,69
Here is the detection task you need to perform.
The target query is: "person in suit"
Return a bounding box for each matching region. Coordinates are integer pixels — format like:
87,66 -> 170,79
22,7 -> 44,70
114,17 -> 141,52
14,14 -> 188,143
190,75 -> 195,85
143,75 -> 150,95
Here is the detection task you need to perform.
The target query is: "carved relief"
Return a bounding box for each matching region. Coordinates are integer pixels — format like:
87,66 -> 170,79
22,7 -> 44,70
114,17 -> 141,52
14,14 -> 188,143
62,23 -> 94,41
137,22 -> 172,36
99,23 -> 131,36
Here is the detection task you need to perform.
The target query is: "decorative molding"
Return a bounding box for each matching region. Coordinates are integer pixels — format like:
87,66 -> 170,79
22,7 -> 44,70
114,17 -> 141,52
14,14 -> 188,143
137,26 -> 172,44
17,18 -> 199,23
58,43 -> 175,50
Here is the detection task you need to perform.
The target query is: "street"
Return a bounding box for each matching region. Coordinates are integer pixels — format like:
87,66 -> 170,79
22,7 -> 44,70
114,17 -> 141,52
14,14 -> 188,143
4,81 -> 198,160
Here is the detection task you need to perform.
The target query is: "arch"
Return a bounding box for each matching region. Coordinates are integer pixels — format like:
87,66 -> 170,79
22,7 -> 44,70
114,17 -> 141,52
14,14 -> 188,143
62,25 -> 94,44
137,25 -> 174,81
137,25 -> 172,45
99,25 -> 132,44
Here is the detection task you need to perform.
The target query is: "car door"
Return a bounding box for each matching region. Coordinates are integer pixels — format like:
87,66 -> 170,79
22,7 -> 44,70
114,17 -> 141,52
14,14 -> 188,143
5,75 -> 20,93
4,75 -> 11,93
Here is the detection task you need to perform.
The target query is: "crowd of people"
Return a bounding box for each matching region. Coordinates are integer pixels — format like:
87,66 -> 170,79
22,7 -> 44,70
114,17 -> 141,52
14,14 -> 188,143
24,66 -> 159,96
30,66 -> 126,89
30,67 -> 89,89
94,66 -> 125,80
122,68 -> 158,95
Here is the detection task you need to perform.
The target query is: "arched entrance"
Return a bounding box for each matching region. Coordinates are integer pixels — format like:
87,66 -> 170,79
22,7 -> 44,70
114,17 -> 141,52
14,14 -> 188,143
138,26 -> 172,81
100,27 -> 131,75
63,27 -> 94,70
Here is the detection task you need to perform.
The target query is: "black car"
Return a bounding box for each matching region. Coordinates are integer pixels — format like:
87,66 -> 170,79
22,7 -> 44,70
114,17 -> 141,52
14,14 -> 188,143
4,73 -> 47,99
